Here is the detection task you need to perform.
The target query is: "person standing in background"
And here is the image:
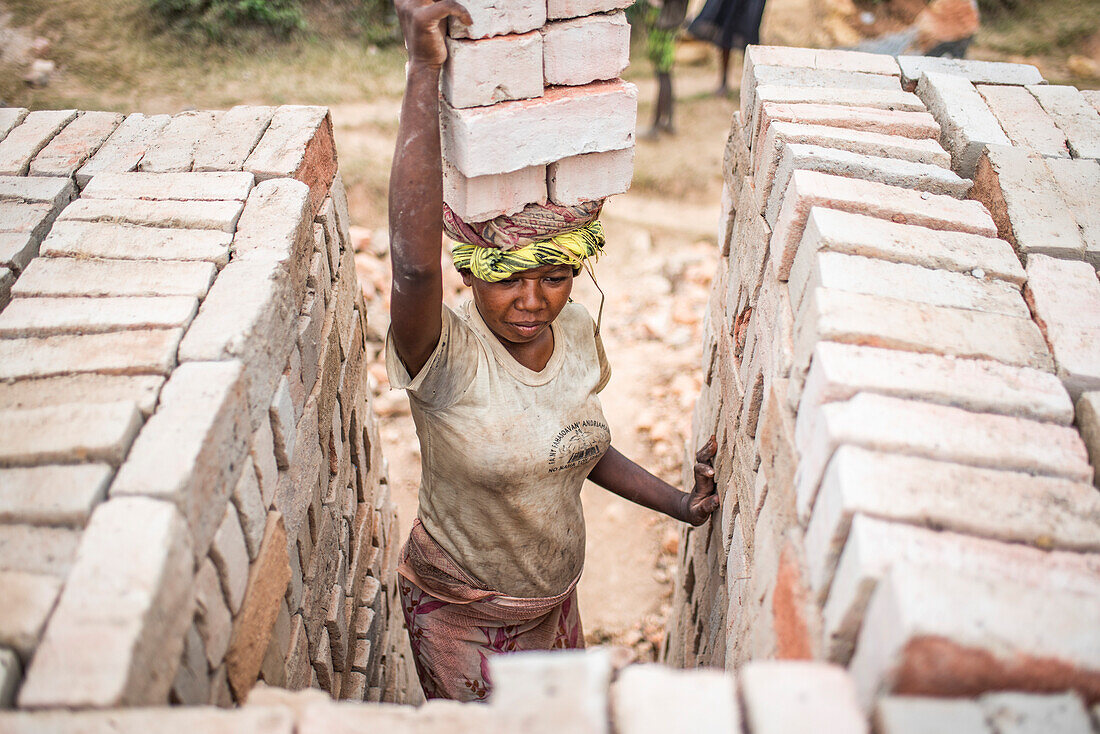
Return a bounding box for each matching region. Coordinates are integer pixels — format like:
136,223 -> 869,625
687,0 -> 768,97
642,0 -> 690,138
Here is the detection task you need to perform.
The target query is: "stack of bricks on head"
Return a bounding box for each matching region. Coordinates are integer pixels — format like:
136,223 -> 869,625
663,47 -> 1100,731
0,104 -> 420,710
439,0 -> 637,224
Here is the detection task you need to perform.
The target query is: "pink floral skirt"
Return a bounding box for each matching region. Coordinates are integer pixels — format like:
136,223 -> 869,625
397,519 -> 585,701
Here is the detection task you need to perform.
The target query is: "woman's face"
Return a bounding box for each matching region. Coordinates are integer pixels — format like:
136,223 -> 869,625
462,264 -> 575,347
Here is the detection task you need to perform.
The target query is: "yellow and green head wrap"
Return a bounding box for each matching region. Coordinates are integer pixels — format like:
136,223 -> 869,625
451,221 -> 605,283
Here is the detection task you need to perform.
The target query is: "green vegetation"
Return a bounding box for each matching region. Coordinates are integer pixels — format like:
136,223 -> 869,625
147,0 -> 305,40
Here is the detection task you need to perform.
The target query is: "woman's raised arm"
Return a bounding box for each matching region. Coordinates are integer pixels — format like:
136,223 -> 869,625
388,0 -> 471,376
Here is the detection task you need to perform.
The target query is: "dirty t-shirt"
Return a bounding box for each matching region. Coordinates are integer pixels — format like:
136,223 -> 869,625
385,300 -> 612,599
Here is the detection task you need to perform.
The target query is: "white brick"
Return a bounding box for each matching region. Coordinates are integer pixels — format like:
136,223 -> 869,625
0,232 -> 39,273
29,111 -> 124,177
1043,157 -> 1100,269
542,13 -> 630,87
442,33 -> 543,109
980,692 -> 1093,734
1028,84 -> 1100,160
548,147 -> 633,206
754,103 -> 940,150
743,65 -> 901,131
444,160 -> 547,222
875,697 -> 992,734
18,497 -> 195,708
110,361 -> 250,561
0,374 -> 164,417
914,72 -> 1010,177
795,393 -> 1091,521
138,110 -> 222,173
0,708 -> 293,734
442,80 -> 637,177
977,84 -> 1070,158
0,202 -> 57,243
1046,321 -> 1100,401
740,661 -> 867,734
612,665 -> 739,734
794,207 -> 1024,285
195,559 -> 232,668
1026,254 -> 1100,330
58,197 -> 244,233
210,502 -> 249,613
243,105 -> 333,193
0,174 -> 77,208
0,329 -> 182,381
0,464 -> 113,528
0,401 -> 142,468
897,56 -> 1043,89
0,295 -> 198,337
40,220 -> 232,266
0,571 -> 62,659
13,257 -> 216,298
251,414 -> 280,508
0,524 -> 80,577
82,171 -> 254,201
232,461 -> 266,559
745,45 -> 901,78
805,446 -> 1100,602
449,0 -> 545,38
489,650 -> 612,733
193,105 -> 275,173
0,109 -> 78,176
76,113 -> 172,188
0,108 -> 29,140
548,0 -> 633,19
749,86 -> 924,147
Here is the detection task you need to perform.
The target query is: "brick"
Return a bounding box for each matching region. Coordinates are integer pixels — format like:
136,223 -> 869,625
111,361 -> 250,560
19,497 -> 194,707
225,511 -> 292,701
0,329 -> 181,381
0,401 -> 142,468
771,171 -> 996,280
490,649 -> 613,732
211,502 -> 250,613
875,697 -> 992,734
0,647 -> 18,708
794,207 -> 1023,286
325,584 -> 349,673
0,464 -> 113,527
233,178 -> 314,295
749,86 -> 924,148
1043,157 -> 1100,268
179,257 -> 299,433
612,665 -> 739,734
193,105 -> 276,172
0,174 -> 76,208
245,106 -> 335,216
0,374 -> 164,416
58,197 -> 244,233
40,220 -> 232,266
977,84 -> 1070,158
548,0 -> 632,18
806,446 -> 1100,600
195,558 -> 233,669
542,12 -> 630,87
0,706 -> 293,733
548,147 -> 633,207
138,110 -> 222,173
795,393 -> 1091,521
172,624 -> 211,705
0,266 -> 10,309
0,109 -> 78,176
0,202 -> 57,245
743,65 -> 901,132
1026,254 -> 1100,330
29,111 -> 124,177
1045,321 -> 1100,401
0,523 -> 80,577
797,343 -> 1073,432
0,233 -> 38,274
442,32 -> 543,109
232,461 -> 267,560
972,145 -> 1085,260
15,256 -> 216,299
790,251 -> 1027,323
980,692 -> 1093,734
1079,392 -> 1100,490
449,0 -> 544,38
745,45 -> 901,78
82,171 -> 254,201
0,571 -> 62,659
766,144 -> 970,226
443,160 -> 546,223
740,661 -> 867,734
274,397 -> 322,566
312,625 -> 335,693
915,72 -> 1010,177
442,79 -> 637,178
75,113 -> 172,187
755,104 -> 940,152
1085,90 -> 1100,115
756,121 -> 950,205
848,561 -> 1100,706
251,418 -> 279,508
0,108 -> 29,140
1028,84 -> 1100,160
0,295 -> 198,337
827,516 -> 1100,667
898,56 -> 1044,90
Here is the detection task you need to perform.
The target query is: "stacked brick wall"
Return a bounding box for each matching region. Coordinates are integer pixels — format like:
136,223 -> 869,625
440,0 -> 637,221
663,46 -> 1100,727
0,105 -> 415,709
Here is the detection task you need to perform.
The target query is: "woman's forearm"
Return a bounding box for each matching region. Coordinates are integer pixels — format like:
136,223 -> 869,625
588,446 -> 690,522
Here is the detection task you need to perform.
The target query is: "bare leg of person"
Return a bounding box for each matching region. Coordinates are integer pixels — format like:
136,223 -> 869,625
716,47 -> 731,97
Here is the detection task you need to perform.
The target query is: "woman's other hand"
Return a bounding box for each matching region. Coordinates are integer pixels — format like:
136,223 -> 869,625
395,0 -> 473,69
682,435 -> 719,526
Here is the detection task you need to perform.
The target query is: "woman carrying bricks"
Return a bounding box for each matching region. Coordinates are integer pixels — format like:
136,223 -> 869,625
387,0 -> 720,702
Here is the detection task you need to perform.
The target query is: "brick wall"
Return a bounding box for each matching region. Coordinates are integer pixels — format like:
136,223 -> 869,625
663,46 -> 1100,728
0,105 -> 415,708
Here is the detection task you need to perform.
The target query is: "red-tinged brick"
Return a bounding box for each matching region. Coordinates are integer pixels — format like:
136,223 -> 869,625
244,106 -> 336,217
754,103 -> 940,154
0,109 -> 78,176
29,111 -> 124,177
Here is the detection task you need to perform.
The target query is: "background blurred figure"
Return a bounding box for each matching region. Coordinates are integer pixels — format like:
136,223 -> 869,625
687,0 -> 768,96
643,0 -> 690,138
855,0 -> 980,58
